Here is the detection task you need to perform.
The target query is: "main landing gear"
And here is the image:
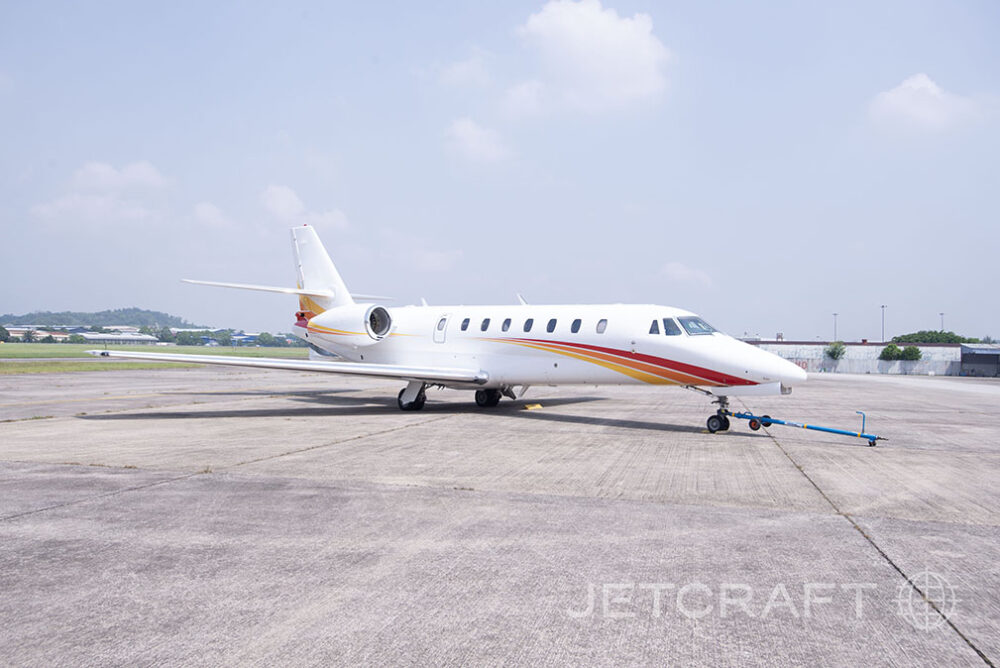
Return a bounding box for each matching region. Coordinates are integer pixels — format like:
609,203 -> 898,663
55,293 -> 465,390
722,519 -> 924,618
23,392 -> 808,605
397,381 -> 427,411
475,389 -> 502,407
397,385 -> 516,411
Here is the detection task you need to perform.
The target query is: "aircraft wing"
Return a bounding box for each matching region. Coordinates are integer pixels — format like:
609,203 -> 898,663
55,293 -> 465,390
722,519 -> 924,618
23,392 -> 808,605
86,350 -> 488,385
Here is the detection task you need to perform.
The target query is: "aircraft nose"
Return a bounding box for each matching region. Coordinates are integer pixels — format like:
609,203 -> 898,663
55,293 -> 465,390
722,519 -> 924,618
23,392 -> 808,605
778,358 -> 808,386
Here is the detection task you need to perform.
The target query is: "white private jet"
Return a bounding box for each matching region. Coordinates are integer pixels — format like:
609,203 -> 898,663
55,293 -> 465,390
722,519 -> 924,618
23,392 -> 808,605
91,225 -> 807,432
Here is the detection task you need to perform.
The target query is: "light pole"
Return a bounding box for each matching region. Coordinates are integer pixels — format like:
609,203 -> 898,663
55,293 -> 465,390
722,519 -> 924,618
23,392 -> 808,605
940,312 -> 945,332
833,313 -> 838,342
881,305 -> 886,342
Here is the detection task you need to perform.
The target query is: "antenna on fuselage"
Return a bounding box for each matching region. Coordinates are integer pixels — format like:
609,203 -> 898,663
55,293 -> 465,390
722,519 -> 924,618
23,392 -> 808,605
516,293 -> 527,305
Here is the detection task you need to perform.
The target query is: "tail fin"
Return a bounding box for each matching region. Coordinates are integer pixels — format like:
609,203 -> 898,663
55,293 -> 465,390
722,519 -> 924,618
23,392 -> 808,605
290,225 -> 353,315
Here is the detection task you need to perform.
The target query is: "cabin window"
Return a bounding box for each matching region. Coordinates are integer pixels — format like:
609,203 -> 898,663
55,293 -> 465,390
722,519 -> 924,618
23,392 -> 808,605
571,319 -> 582,333
596,319 -> 608,334
524,318 -> 534,333
436,317 -> 447,331
481,318 -> 491,332
678,316 -> 717,336
547,318 -> 557,333
662,318 -> 682,336
502,318 -> 511,332
649,319 -> 660,335
461,318 -> 470,331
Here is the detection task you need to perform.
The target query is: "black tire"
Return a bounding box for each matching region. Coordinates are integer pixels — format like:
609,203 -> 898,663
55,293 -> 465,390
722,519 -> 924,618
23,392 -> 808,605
397,389 -> 411,411
475,389 -> 501,407
761,415 -> 772,427
706,414 -> 723,433
748,418 -> 761,431
719,416 -> 730,431
397,388 -> 425,411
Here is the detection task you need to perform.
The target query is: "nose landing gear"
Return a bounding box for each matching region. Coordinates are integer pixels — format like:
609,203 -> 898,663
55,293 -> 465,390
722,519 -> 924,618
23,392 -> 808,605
705,394 -> 731,433
706,412 -> 731,433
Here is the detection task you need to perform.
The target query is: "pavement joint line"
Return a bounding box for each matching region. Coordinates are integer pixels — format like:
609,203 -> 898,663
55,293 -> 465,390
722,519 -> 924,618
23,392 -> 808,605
225,413 -> 459,470
0,382 -> 335,409
0,471 -> 202,523
742,398 -> 996,668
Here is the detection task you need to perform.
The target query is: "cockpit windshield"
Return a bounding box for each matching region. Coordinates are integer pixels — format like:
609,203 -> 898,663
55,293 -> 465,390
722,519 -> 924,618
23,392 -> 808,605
677,316 -> 717,336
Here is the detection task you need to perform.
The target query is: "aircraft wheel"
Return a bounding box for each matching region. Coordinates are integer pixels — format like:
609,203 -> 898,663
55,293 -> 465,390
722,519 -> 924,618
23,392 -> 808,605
475,389 -> 501,407
397,388 -> 426,411
748,418 -> 761,431
706,414 -> 724,433
719,416 -> 731,431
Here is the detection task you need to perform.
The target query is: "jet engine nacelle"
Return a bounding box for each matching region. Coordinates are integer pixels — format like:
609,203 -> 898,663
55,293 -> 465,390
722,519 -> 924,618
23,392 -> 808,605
309,304 -> 392,347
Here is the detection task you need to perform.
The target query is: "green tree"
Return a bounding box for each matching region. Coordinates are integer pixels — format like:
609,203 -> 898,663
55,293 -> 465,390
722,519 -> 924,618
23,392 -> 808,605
157,327 -> 175,343
879,344 -> 901,361
68,334 -> 87,344
0,325 -> 9,343
174,331 -> 208,346
256,332 -> 276,347
900,345 -> 922,361
41,334 -> 56,343
824,341 -> 846,361
892,330 -> 978,344
21,329 -> 36,343
215,331 -> 232,347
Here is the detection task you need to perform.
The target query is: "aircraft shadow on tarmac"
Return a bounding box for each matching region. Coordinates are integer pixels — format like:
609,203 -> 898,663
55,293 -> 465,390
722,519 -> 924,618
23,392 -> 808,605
75,391 -> 742,436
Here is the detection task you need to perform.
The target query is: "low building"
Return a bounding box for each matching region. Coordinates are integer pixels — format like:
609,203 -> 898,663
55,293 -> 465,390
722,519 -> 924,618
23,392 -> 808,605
961,344 -> 1000,377
77,332 -> 159,345
747,341 -> 962,376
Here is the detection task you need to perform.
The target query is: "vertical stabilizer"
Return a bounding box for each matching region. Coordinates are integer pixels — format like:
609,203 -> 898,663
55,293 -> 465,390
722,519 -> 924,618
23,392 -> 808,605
290,225 -> 353,315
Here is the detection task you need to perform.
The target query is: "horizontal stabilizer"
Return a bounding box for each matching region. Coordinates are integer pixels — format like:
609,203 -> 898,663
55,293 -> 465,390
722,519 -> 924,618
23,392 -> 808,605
182,279 -> 334,298
183,279 -> 391,302
350,293 -> 395,302
86,350 -> 488,385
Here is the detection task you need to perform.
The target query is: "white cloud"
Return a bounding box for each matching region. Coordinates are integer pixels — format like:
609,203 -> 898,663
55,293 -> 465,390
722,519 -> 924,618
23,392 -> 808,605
303,209 -> 349,230
440,54 -> 490,87
30,160 -> 167,226
30,193 -> 154,223
503,80 -> 544,117
72,160 -> 168,190
661,261 -> 712,288
411,248 -> 464,272
869,74 -> 978,130
445,118 -> 511,162
261,184 -> 305,221
261,184 -> 348,231
505,0 -> 671,115
193,202 -> 235,229
379,229 -> 463,272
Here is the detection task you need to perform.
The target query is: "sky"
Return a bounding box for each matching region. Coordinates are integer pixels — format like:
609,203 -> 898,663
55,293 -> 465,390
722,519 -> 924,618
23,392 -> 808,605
1,0 -> 998,341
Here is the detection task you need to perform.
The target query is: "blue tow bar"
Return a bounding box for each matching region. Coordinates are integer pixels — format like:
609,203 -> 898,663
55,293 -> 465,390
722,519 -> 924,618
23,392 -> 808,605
720,409 -> 885,447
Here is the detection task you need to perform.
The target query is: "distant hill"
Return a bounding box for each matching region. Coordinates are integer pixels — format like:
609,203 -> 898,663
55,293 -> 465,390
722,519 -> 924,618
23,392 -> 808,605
0,308 -> 206,329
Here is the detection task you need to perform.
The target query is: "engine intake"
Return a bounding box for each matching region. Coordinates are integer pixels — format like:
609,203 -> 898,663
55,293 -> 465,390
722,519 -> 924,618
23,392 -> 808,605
307,303 -> 393,347
366,306 -> 391,339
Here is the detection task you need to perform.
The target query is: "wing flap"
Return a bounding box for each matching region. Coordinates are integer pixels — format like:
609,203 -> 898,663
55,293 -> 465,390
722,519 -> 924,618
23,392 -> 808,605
87,350 -> 488,384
